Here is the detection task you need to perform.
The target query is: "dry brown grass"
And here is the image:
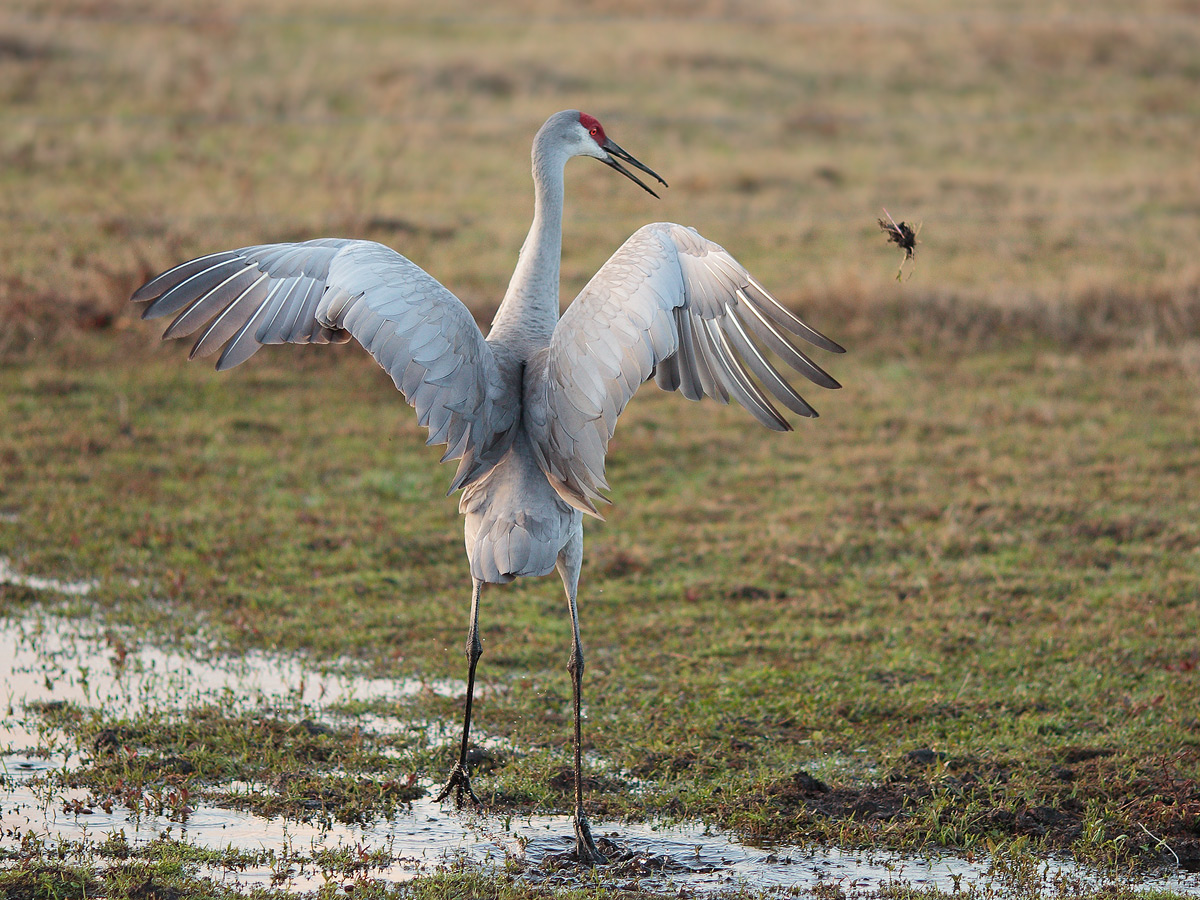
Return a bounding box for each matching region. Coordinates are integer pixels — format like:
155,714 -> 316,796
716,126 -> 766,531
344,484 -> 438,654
3,0 -> 1200,359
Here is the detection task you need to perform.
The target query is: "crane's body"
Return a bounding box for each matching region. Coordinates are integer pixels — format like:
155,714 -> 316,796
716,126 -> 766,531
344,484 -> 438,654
132,110 -> 844,864
460,117 -> 581,584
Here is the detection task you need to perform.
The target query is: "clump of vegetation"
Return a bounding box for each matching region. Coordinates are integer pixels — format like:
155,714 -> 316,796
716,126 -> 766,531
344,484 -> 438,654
878,208 -> 920,280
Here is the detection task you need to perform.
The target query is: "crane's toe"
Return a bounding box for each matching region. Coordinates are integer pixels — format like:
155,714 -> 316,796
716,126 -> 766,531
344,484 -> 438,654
574,814 -> 608,866
435,762 -> 480,809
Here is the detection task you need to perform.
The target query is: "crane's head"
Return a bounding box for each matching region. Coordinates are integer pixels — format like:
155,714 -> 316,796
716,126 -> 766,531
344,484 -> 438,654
577,112 -> 668,198
542,110 -> 668,198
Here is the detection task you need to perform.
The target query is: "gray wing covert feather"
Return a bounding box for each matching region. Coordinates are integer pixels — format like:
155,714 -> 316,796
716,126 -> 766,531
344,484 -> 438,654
528,222 -> 844,517
132,239 -> 513,491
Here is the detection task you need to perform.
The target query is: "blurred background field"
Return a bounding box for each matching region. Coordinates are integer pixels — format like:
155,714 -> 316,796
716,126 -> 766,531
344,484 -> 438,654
3,0 -> 1200,357
2,1 -> 1200,889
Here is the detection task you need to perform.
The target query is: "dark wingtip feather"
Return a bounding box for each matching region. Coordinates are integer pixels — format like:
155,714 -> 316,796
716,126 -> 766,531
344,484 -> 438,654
130,251 -> 243,306
130,284 -> 160,304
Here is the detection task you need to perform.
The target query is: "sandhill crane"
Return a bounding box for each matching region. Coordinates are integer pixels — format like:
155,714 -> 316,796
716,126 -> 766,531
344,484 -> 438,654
131,109 -> 844,864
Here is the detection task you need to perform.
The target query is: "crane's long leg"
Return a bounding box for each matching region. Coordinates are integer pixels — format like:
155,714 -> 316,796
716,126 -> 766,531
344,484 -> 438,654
556,532 -> 608,866
436,577 -> 484,808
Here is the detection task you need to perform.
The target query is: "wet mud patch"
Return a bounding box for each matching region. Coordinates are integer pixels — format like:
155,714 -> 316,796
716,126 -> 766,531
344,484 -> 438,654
759,749 -> 1200,873
764,768 -> 914,824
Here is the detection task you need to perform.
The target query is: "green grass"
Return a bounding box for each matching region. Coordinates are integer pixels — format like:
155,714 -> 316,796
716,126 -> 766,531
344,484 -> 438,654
3,339 -> 1198,898
3,0 -> 1200,897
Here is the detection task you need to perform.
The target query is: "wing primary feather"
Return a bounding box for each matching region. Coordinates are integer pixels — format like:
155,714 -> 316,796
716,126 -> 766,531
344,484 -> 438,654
699,319 -> 789,430
256,278 -> 310,343
721,308 -> 819,417
229,278 -> 287,348
744,276 -> 846,353
271,277 -> 323,343
189,272 -> 271,359
141,258 -> 248,321
289,279 -> 335,342
669,309 -> 705,401
685,312 -> 728,402
736,290 -> 841,389
669,311 -> 698,393
217,279 -> 292,370
162,267 -> 261,340
709,320 -> 791,428
132,251 -> 242,305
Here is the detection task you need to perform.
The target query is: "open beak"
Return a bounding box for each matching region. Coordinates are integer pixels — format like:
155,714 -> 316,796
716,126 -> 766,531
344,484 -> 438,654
600,137 -> 668,198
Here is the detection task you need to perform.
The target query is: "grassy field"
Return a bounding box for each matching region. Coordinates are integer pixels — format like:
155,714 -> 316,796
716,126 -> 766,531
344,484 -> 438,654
2,1 -> 1200,898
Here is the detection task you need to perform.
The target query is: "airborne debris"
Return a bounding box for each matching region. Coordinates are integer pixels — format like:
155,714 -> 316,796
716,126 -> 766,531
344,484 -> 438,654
878,208 -> 920,280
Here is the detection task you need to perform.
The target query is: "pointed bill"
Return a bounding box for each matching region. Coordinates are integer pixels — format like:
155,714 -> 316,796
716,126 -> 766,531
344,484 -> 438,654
599,137 -> 668,198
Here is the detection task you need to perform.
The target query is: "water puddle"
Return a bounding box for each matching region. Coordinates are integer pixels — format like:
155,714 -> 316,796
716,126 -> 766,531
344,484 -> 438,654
2,572 -> 1199,896
5,781 -> 1198,897
0,606 -> 464,753
0,556 -> 96,596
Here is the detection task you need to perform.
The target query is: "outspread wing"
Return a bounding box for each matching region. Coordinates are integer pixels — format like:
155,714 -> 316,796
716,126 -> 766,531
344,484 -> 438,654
132,238 -> 516,491
524,222 -> 844,516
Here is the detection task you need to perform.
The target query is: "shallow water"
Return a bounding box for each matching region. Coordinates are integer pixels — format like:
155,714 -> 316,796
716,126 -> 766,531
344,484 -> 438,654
0,555 -> 96,596
5,777 -> 1198,897
0,597 -> 463,753
2,565 -> 1199,896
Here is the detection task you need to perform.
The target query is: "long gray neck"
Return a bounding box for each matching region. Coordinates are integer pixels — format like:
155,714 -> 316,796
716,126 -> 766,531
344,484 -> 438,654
487,138 -> 567,352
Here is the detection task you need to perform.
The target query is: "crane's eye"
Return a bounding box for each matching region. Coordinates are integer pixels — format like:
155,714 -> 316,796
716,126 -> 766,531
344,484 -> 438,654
589,126 -> 598,136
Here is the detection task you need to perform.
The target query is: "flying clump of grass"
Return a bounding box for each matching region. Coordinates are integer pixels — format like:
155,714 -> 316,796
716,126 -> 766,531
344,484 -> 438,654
878,208 -> 921,281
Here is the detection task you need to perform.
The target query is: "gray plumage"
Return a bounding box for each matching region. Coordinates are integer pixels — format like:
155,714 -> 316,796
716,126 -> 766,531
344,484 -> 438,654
132,109 -> 844,865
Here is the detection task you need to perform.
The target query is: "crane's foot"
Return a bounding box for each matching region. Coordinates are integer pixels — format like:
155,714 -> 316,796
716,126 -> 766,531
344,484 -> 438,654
435,762 -> 479,809
574,813 -> 608,866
